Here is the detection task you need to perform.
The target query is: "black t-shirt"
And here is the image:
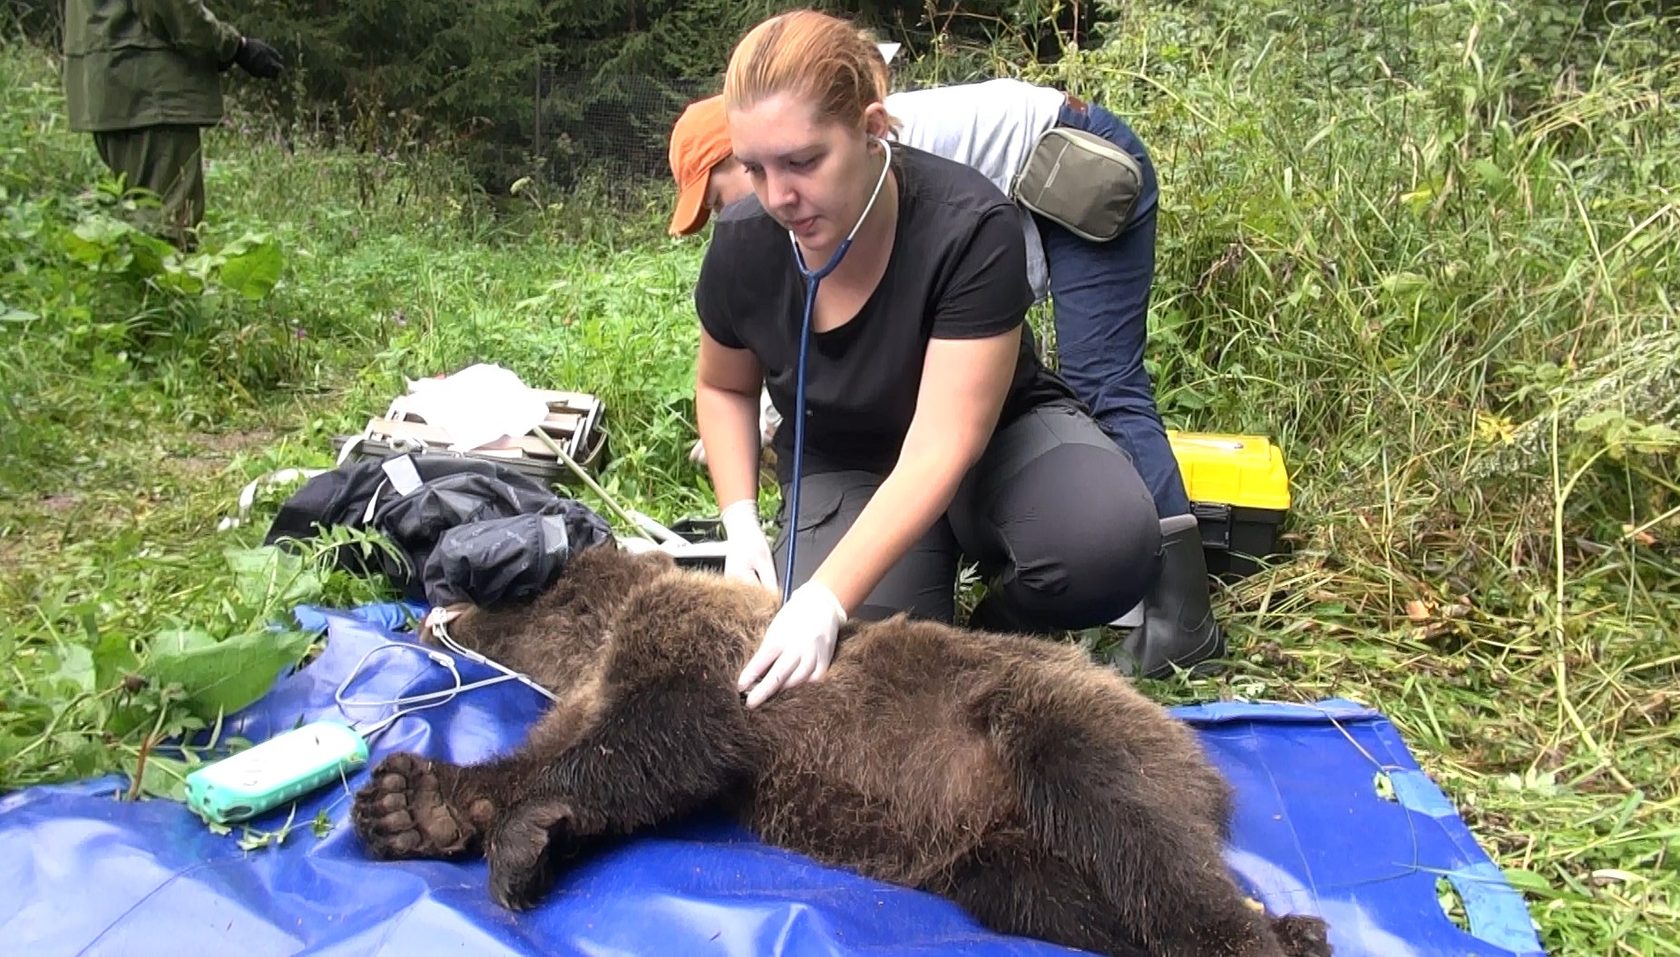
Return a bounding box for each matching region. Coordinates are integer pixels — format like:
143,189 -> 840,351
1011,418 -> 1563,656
695,145 -> 1077,484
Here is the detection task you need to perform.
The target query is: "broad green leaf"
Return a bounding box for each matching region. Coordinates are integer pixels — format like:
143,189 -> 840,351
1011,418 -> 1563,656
126,235 -> 171,279
61,733 -> 111,779
1399,184 -> 1437,216
219,236 -> 285,300
1470,158 -> 1508,192
225,546 -> 325,615
152,260 -> 206,295
53,643 -> 96,694
93,623 -> 141,693
67,214 -> 130,247
145,626 -> 315,720
153,626 -> 219,654
61,228 -> 133,271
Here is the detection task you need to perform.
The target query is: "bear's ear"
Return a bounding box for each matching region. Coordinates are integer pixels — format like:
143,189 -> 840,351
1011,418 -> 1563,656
568,541 -> 677,590
602,540 -> 677,571
637,549 -> 678,571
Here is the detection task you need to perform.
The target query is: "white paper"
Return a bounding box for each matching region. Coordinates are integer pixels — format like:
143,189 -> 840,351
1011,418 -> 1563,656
400,363 -> 551,452
381,454 -> 424,496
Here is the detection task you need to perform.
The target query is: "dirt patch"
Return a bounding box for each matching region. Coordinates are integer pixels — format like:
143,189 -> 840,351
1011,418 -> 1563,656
0,517 -> 68,582
39,494 -> 78,514
173,428 -> 283,480
171,455 -> 228,481
192,428 -> 279,455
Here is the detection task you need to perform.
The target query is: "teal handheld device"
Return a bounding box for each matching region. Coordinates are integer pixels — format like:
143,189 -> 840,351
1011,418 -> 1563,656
185,720 -> 370,825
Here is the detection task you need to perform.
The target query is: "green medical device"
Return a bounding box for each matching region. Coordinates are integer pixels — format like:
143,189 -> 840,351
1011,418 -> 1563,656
185,720 -> 370,825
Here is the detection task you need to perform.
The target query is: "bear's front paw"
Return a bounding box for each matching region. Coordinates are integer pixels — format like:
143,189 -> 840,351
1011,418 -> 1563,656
352,752 -> 489,860
486,797 -> 575,910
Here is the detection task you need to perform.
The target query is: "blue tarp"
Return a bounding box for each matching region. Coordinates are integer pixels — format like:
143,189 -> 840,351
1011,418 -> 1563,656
0,605 -> 1546,957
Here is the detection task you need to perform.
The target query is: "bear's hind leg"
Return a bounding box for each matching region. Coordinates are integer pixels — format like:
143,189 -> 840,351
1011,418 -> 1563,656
978,680 -> 1295,957
935,828 -> 1151,957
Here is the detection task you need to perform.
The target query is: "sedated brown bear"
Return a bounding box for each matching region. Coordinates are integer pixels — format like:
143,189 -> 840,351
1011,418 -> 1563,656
352,544 -> 1332,957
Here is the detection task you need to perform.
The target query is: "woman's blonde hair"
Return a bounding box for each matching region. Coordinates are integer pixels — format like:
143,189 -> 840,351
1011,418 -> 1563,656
723,10 -> 890,129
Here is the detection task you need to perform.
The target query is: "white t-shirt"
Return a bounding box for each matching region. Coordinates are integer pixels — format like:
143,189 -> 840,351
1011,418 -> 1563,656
884,78 -> 1066,301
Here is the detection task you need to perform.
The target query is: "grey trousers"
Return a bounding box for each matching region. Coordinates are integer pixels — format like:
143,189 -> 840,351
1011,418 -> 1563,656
772,401 -> 1162,631
93,124 -> 206,246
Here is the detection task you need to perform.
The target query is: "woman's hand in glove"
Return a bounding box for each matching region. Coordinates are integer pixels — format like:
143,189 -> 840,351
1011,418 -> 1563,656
720,499 -> 778,594
738,581 -> 846,709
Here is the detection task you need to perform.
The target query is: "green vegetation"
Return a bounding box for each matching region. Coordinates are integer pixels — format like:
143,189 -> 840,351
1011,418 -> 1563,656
2,2 -> 1675,952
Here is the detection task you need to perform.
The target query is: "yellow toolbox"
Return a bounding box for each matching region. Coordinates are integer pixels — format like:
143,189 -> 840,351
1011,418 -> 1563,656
1167,431 -> 1292,578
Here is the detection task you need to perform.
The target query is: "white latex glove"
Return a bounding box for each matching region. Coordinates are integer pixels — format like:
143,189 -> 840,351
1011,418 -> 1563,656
720,499 -> 779,594
738,581 -> 847,709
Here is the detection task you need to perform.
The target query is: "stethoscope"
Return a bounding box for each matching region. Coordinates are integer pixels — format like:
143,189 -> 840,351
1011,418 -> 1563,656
779,135 -> 893,604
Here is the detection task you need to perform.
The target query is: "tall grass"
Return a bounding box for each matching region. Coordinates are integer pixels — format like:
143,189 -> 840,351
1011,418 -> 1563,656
1035,2 -> 1680,950
2,1 -> 1677,951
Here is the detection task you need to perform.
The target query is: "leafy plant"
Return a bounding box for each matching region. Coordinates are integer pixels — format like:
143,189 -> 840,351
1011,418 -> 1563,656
139,547 -> 323,723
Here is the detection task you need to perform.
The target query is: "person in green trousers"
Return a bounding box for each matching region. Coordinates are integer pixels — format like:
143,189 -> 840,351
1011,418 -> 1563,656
61,0 -> 284,247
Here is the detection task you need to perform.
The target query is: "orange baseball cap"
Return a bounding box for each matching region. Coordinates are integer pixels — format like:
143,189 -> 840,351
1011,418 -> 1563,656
668,95 -> 733,237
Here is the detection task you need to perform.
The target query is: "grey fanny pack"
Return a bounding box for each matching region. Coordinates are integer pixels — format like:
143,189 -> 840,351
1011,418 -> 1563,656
1010,126 -> 1143,242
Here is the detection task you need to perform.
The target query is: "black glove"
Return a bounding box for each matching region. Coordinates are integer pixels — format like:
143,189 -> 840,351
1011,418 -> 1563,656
233,37 -> 284,79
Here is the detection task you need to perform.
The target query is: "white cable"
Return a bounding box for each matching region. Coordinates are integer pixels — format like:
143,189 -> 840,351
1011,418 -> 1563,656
333,626 -> 556,742
431,619 -> 558,703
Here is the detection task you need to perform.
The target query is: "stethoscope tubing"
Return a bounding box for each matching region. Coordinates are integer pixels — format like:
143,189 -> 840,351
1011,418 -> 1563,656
780,137 -> 894,604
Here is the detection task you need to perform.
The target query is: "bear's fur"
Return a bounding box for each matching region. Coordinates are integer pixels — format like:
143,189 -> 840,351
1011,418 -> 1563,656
352,544 -> 1331,957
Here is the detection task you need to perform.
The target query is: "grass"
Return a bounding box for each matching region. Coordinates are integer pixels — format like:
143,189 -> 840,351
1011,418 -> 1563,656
2,1 -> 1678,953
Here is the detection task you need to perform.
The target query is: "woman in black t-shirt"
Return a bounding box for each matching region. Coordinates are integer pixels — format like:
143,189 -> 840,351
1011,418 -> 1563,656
695,10 -> 1162,709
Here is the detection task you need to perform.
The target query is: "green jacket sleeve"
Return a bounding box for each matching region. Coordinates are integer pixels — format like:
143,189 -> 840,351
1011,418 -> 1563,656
131,0 -> 242,64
